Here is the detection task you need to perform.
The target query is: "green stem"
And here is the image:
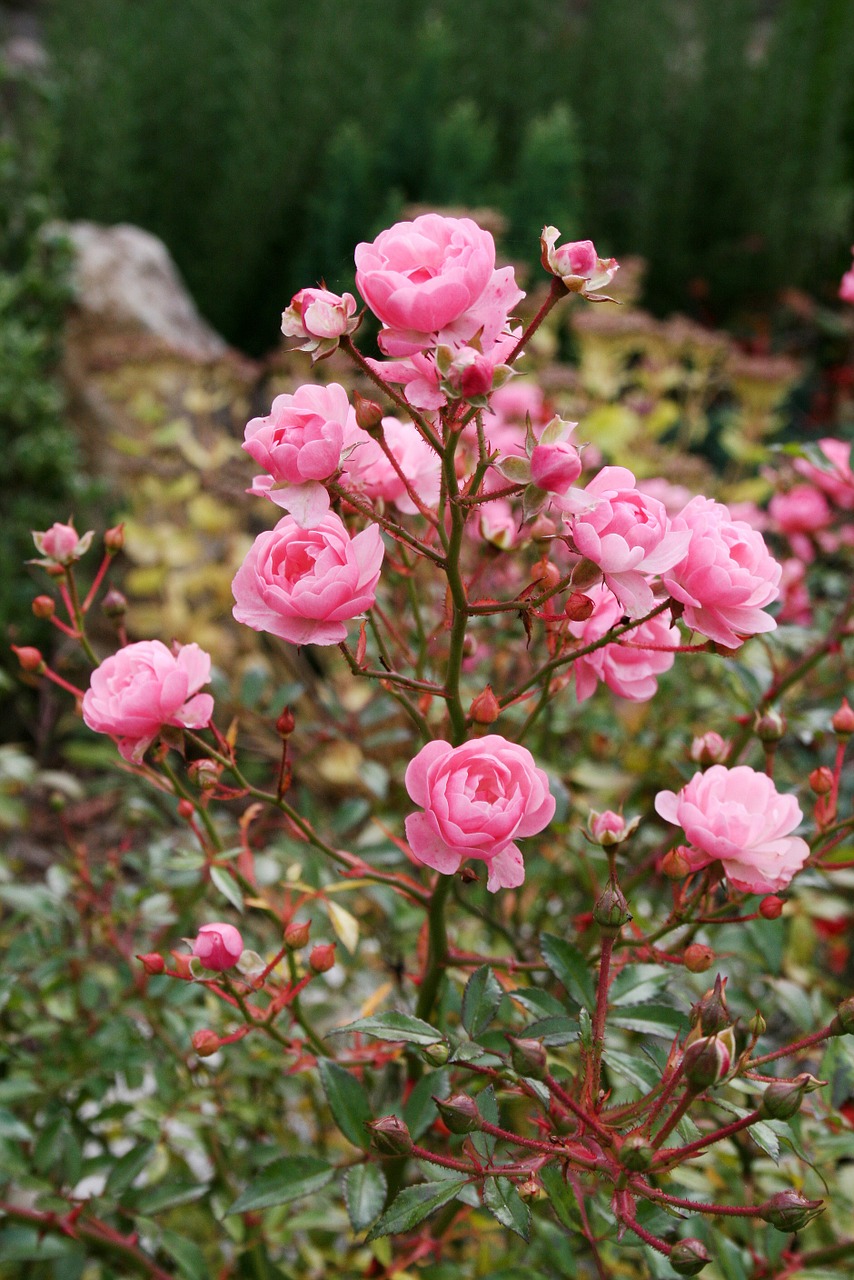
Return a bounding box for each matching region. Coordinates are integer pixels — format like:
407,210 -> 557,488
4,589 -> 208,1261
64,567 -> 99,665
415,875 -> 453,1022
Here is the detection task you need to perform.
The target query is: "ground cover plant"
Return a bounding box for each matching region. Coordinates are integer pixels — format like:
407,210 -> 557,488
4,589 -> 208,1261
3,217 -> 854,1280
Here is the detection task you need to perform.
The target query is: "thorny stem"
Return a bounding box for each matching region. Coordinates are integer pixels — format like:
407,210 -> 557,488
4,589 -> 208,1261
654,1107 -> 763,1167
415,874 -> 453,1022
327,482 -> 444,565
747,1024 -> 835,1068
341,336 -> 442,453
64,567 -> 99,665
0,1202 -> 174,1280
504,275 -> 569,366
587,931 -> 616,1110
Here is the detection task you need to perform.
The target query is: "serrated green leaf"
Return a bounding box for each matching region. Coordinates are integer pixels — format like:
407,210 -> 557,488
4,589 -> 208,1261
609,1005 -> 686,1038
601,1048 -> 662,1091
461,966 -> 503,1038
540,934 -> 595,1009
609,965 -> 672,1007
227,1157 -> 333,1214
483,1177 -> 531,1240
0,1108 -> 32,1141
130,1182 -> 207,1215
509,987 -> 568,1018
540,1163 -> 577,1230
209,865 -> 243,913
318,1059 -> 372,1150
471,1083 -> 498,1161
403,1068 -> 449,1140
343,1164 -> 387,1231
330,1012 -> 444,1046
159,1230 -> 207,1280
105,1141 -> 154,1197
366,1179 -> 467,1240
524,1015 -> 577,1046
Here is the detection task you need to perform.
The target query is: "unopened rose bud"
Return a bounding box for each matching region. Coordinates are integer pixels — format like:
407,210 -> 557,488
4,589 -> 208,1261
32,521 -> 94,566
137,952 -> 165,975
420,1040 -> 450,1067
755,708 -> 786,743
516,1177 -> 544,1201
563,591 -> 595,622
529,514 -> 557,542
831,698 -> 854,737
531,560 -> 563,591
104,524 -> 125,553
669,1238 -> 711,1276
761,1078 -> 807,1121
12,645 -> 44,673
830,995 -> 854,1036
177,799 -> 196,820
284,919 -> 311,950
760,1190 -> 823,1233
588,810 -> 640,848
434,1093 -> 481,1135
689,731 -> 729,766
683,944 -> 715,973
683,1028 -> 734,1090
188,758 -> 220,791
592,881 -> 631,931
809,766 -> 833,795
618,1133 -> 654,1172
367,1115 -> 413,1155
692,975 -> 731,1035
170,951 -> 196,979
506,1035 -> 548,1080
192,1029 -> 222,1057
101,588 -> 127,619
353,391 -> 384,433
469,685 -> 500,725
276,706 -> 296,738
309,943 -> 336,973
748,1011 -> 767,1037
191,922 -> 244,971
760,895 -> 785,920
32,595 -> 55,619
661,846 -> 691,879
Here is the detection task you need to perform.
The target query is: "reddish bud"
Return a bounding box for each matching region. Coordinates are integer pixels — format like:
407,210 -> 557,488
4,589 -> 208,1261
170,952 -> 195,979
670,1238 -> 711,1275
755,708 -> 786,742
760,895 -> 785,920
32,594 -> 55,619
284,919 -> 311,950
309,943 -> 336,973
434,1094 -> 481,1134
177,799 -> 196,821
683,1028 -> 734,1089
276,706 -> 296,738
192,1029 -> 222,1057
137,952 -> 165,975
692,974 -> 731,1035
104,524 -> 125,553
187,758 -> 220,790
353,391 -> 384,433
469,685 -> 500,725
760,1190 -> 823,1232
531,560 -> 562,591
683,943 -> 714,973
689,731 -> 729,766
830,995 -> 854,1036
12,645 -> 44,673
809,766 -> 834,795
831,698 -> 854,737
101,588 -> 127,619
661,846 -> 691,879
760,1074 -> 825,1121
191,922 -> 244,971
367,1115 -> 413,1154
563,590 -> 594,621
593,880 -> 631,930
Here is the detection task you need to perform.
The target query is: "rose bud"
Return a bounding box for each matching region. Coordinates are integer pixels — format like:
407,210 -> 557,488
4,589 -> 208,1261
191,922 -> 244,971
276,706 -> 296,738
284,919 -> 311,950
754,708 -> 786,742
352,391 -> 384,432
31,521 -> 94,567
692,974 -> 731,1035
469,685 -> 500,725
809,766 -> 834,795
683,1028 -> 735,1090
101,588 -> 128,619
309,943 -> 336,973
759,1190 -> 824,1233
830,995 -> 854,1036
433,1094 -> 481,1134
366,1115 -> 413,1155
831,698 -> 854,737
618,1134 -> 654,1172
563,591 -> 595,622
588,810 -> 640,848
420,1041 -> 450,1067
506,1035 -> 547,1080
669,1238 -> 711,1276
12,645 -> 45,673
104,524 -> 125,553
683,943 -> 714,973
689,731 -> 730,766
759,895 -> 784,920
592,880 -> 631,930
192,1029 -> 222,1057
188,758 -> 220,791
761,1073 -> 826,1121
748,1011 -> 767,1037
661,846 -> 691,879
32,594 -> 55,619
137,952 -> 165,975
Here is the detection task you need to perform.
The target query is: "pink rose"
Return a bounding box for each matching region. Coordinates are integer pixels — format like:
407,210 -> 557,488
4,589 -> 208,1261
530,425 -> 583,496
32,521 -> 94,567
540,227 -> 619,297
663,496 -> 781,648
191,922 -> 244,971
82,640 -> 214,763
794,438 -> 854,511
340,416 -> 441,514
568,467 -> 690,617
280,288 -> 359,359
654,765 -> 809,893
778,557 -> 812,625
840,249 -> 854,304
568,583 -> 679,702
404,735 -> 555,892
477,498 -> 519,550
244,383 -> 355,524
768,484 -> 832,562
231,512 -> 384,646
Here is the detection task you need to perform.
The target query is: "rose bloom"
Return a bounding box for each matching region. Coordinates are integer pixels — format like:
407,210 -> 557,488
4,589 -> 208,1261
404,735 -> 556,891
540,227 -> 619,296
655,765 -> 810,893
32,521 -> 94,567
340,416 -> 441,513
243,383 -> 353,487
568,583 -> 679,702
794,437 -> 854,511
191,922 -> 244,971
840,250 -> 854,304
663,496 -> 782,648
568,466 -> 690,617
768,484 -> 832,562
82,640 -> 214,763
281,288 -> 358,341
232,512 -> 384,646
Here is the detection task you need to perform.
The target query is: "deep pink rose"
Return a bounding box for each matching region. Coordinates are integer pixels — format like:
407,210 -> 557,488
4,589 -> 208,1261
82,640 -> 214,763
568,467 -> 690,616
768,484 -> 832,562
232,512 -> 384,646
191,922 -> 244,971
568,583 -> 679,702
530,434 -> 582,495
340,416 -> 441,514
404,735 -> 556,892
655,765 -> 809,893
32,521 -> 94,567
663,496 -> 781,648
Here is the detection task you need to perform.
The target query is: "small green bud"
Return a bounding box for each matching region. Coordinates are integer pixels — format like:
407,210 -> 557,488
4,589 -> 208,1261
754,708 -> 786,742
747,1011 -> 766,1038
829,996 -> 854,1037
366,1116 -> 413,1155
760,1190 -> 823,1233
421,1040 -> 450,1067
692,974 -> 731,1035
592,880 -> 631,931
434,1093 -> 481,1135
683,1028 -> 735,1090
618,1133 -> 654,1172
669,1238 -> 711,1275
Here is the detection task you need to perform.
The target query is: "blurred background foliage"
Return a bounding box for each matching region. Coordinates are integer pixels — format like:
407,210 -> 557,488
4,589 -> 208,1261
43,0 -> 854,354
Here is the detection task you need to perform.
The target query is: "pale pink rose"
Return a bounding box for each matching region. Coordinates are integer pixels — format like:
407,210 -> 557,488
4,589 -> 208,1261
768,484 -> 832,562
540,227 -> 619,296
589,810 -> 639,846
232,513 -> 383,646
477,498 -> 519,550
82,640 -> 214,763
794,438 -> 854,511
690,732 -> 730,765
777,557 -> 812,626
664,496 -> 781,648
636,477 -> 696,516
244,383 -> 355,524
280,288 -> 359,359
568,583 -> 679,702
654,765 -> 809,893
567,467 -> 690,617
355,214 -> 523,357
191,922 -> 244,971
340,416 -> 441,513
404,735 -> 555,892
32,521 -> 94,567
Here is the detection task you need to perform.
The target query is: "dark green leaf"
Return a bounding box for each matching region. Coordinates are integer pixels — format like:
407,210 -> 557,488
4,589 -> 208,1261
343,1164 -> 387,1231
318,1058 -> 372,1150
524,1015 -> 577,1046
601,1049 -> 662,1091
105,1142 -> 155,1197
609,1005 -> 686,1038
483,1176 -> 531,1240
509,987 -> 568,1018
540,1163 -> 577,1230
159,1230 -> 208,1280
403,1068 -> 449,1140
471,1083 -> 497,1161
366,1179 -> 467,1240
609,965 -> 671,1007
227,1157 -> 333,1214
461,966 -> 503,1038
330,1013 -> 444,1046
130,1182 -> 208,1214
540,935 -> 595,1009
